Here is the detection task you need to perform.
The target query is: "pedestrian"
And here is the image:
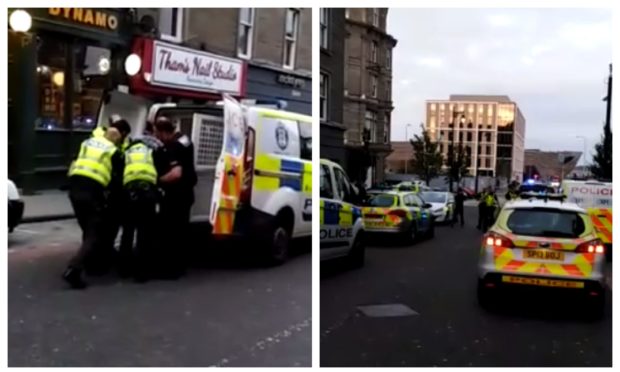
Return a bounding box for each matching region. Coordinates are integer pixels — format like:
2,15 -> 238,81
62,124 -> 127,289
453,188 -> 466,227
118,136 -> 159,282
153,117 -> 198,279
482,189 -> 499,231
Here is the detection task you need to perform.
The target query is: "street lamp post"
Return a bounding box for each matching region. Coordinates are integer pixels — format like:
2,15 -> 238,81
576,135 -> 588,172
405,123 -> 413,174
448,111 -> 465,192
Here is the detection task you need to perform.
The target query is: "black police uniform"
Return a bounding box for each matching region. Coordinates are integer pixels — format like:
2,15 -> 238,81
158,133 -> 197,277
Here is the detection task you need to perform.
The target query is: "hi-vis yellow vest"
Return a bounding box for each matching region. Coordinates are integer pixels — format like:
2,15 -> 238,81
92,126 -> 106,138
485,194 -> 495,207
123,142 -> 157,186
69,137 -> 117,187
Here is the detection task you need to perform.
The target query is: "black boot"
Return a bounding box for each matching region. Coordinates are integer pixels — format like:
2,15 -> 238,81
62,267 -> 87,289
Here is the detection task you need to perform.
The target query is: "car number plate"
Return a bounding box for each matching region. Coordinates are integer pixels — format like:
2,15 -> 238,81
523,249 -> 564,261
365,221 -> 385,228
502,275 -> 584,288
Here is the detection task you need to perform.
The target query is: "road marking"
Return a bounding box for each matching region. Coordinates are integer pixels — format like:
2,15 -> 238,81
357,303 -> 419,318
211,317 -> 311,367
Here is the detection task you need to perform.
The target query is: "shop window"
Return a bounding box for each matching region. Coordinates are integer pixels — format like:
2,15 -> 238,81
237,8 -> 255,59
159,8 -> 184,43
320,8 -> 329,49
320,73 -> 328,121
283,8 -> 300,69
36,36 -> 68,131
36,36 -> 108,132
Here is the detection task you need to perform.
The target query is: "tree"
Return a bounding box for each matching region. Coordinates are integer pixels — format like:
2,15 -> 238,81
446,142 -> 471,189
410,124 -> 443,185
590,122 -> 612,180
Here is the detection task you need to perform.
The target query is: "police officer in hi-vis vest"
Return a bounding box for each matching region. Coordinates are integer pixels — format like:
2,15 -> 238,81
63,121 -> 131,289
118,134 -> 160,282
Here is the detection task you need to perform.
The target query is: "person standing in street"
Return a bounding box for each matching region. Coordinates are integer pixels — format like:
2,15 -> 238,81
452,188 -> 466,228
118,136 -> 159,282
153,117 -> 198,279
476,188 -> 488,230
482,188 -> 499,231
62,123 -> 128,289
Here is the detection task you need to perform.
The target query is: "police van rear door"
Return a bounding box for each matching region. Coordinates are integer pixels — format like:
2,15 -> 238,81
320,163 -> 354,259
209,95 -> 247,235
563,180 -> 613,245
97,90 -> 151,136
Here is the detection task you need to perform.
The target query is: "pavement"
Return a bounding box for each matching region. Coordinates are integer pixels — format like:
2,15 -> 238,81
320,207 -> 612,367
8,220 -> 311,367
20,190 -> 73,222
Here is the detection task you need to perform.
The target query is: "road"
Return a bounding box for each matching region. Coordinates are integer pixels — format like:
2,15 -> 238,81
8,220 -> 311,367
320,207 -> 612,367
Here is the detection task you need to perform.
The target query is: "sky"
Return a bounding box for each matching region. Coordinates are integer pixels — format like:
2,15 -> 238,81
388,8 -> 612,165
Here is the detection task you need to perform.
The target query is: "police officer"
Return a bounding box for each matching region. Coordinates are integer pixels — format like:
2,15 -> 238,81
452,188 -> 466,228
118,137 -> 159,282
505,187 -> 519,201
62,123 -> 129,289
476,188 -> 488,230
482,189 -> 499,231
153,117 -> 198,279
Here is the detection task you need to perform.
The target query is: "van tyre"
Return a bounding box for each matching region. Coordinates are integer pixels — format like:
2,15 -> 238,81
347,233 -> 365,268
263,216 -> 292,266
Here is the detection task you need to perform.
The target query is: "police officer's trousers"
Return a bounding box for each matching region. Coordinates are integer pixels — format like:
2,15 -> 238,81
157,195 -> 192,278
119,182 -> 158,278
67,183 -> 107,272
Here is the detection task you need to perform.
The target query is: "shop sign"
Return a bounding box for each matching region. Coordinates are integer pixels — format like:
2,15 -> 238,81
277,74 -> 306,89
151,41 -> 244,96
47,8 -> 119,31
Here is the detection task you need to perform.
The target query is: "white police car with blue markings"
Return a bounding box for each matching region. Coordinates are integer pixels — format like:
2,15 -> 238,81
320,159 -> 365,267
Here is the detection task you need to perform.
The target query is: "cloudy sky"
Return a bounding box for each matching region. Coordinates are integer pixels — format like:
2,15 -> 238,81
388,8 -> 612,165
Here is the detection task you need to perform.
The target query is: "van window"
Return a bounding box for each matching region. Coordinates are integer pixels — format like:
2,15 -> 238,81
320,164 -> 334,199
334,168 -> 352,201
299,121 -> 312,161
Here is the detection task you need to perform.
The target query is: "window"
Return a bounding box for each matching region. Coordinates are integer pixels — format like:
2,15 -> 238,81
370,75 -> 377,97
386,48 -> 391,68
334,168 -> 352,201
384,113 -> 389,143
36,36 -> 109,132
430,103 -> 436,111
320,164 -> 334,199
320,73 -> 328,121
371,41 -> 378,63
507,209 -> 586,238
467,132 -> 472,142
345,8 -> 350,19
159,8 -> 184,43
487,145 -> 492,155
299,121 -> 312,161
384,80 -> 390,100
372,8 -> 379,27
320,8 -> 329,49
370,194 -> 397,207
411,195 -> 424,207
283,8 -> 300,69
237,8 -> 254,59
468,105 -> 474,114
478,105 -> 484,114
365,110 -> 377,142
486,158 -> 491,168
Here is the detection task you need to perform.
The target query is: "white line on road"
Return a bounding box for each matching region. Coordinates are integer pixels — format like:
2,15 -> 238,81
13,228 -> 43,235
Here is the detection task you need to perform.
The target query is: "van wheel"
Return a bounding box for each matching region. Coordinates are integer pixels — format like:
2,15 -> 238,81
347,233 -> 365,268
264,220 -> 291,266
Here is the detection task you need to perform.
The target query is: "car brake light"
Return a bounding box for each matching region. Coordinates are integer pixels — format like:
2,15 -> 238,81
576,239 -> 605,254
483,232 -> 514,248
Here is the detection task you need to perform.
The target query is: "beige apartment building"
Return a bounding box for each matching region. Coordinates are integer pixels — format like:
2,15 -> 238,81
426,95 -> 525,182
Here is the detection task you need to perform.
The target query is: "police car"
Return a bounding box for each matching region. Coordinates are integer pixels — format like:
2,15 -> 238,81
8,179 -> 24,232
362,190 -> 435,243
320,159 -> 365,268
98,91 -> 311,265
477,195 -> 607,318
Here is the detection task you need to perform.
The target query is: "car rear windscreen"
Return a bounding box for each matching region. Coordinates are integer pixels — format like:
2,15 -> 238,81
368,194 -> 397,207
507,209 -> 586,238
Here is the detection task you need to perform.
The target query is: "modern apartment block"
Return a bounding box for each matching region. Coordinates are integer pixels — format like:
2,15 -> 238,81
425,95 -> 526,182
343,8 -> 397,184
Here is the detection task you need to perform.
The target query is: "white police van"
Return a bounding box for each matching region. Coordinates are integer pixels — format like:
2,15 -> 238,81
320,159 -> 365,267
98,91 -> 311,264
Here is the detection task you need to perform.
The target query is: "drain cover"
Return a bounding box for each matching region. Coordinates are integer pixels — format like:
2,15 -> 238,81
357,304 -> 419,318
